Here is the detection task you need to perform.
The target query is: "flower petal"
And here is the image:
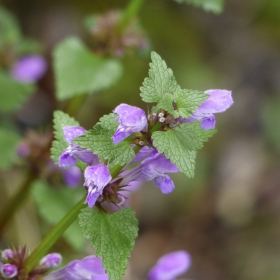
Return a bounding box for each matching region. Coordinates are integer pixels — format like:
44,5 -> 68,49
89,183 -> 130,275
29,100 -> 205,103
154,175 -> 175,194
201,114 -> 216,130
84,164 -> 112,188
148,250 -> 191,280
199,89 -> 233,114
58,149 -> 77,167
63,126 -> 86,144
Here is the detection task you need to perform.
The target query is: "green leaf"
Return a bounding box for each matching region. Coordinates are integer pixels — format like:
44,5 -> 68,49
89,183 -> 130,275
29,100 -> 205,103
174,0 -> 226,14
0,126 -> 20,169
53,37 -> 123,100
156,89 -> 209,119
152,122 -> 216,178
79,207 -> 138,280
140,52 -> 180,103
51,110 -> 80,164
0,6 -> 21,44
31,180 -> 86,250
74,114 -> 135,166
0,70 -> 34,112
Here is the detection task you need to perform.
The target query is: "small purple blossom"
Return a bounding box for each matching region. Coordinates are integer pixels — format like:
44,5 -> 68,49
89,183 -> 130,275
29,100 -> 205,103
122,152 -> 179,194
84,164 -> 112,208
40,253 -> 62,269
43,255 -> 108,280
10,55 -> 47,83
112,103 -> 147,145
1,249 -> 14,260
0,263 -> 18,278
63,166 -> 83,188
58,126 -> 98,167
182,89 -> 233,130
148,251 -> 191,280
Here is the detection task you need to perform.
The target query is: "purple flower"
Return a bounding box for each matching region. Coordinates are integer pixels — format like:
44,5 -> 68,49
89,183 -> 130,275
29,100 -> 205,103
1,249 -> 14,260
112,103 -> 147,145
58,126 -> 98,167
43,255 -> 108,280
122,152 -> 179,194
0,263 -> 18,278
10,55 -> 47,83
63,166 -> 83,188
148,251 -> 191,280
182,89 -> 233,130
40,253 -> 62,269
84,164 -> 112,208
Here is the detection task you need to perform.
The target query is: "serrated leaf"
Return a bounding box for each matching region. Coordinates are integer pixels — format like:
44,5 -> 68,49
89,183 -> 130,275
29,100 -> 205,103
174,0 -> 226,14
74,114 -> 135,166
0,70 -> 34,112
53,37 -> 123,100
51,110 -> 80,164
175,89 -> 209,118
140,52 -> 179,103
79,207 -> 138,280
31,180 -> 86,250
0,126 -> 20,169
152,122 -> 216,178
156,89 -> 209,119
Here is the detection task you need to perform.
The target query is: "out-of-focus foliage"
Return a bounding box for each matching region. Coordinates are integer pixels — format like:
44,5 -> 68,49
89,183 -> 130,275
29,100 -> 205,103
31,180 -> 86,250
0,126 -> 20,169
53,37 -> 123,100
174,0 -> 226,13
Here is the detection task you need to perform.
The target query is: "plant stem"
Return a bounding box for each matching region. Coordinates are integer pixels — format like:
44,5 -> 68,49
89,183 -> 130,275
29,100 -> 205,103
0,172 -> 36,236
117,0 -> 145,33
23,195 -> 87,273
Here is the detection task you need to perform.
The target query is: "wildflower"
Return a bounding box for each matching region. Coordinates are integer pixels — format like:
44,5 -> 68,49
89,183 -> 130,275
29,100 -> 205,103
63,166 -> 83,188
181,89 -> 233,130
10,55 -> 47,83
40,253 -> 62,269
148,250 -> 191,280
112,103 -> 147,145
122,152 -> 179,194
84,164 -> 112,208
58,126 -> 98,167
43,255 -> 109,280
1,249 -> 14,260
0,263 -> 18,279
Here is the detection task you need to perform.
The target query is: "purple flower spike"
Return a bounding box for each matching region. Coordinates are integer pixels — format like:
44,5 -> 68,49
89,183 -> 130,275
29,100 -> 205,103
43,255 -> 109,280
10,55 -> 47,83
58,126 -> 99,167
1,263 -> 18,278
84,164 -> 112,208
112,103 -> 147,145
63,166 -> 83,188
40,253 -> 62,269
148,250 -> 191,280
122,153 -> 179,194
182,89 -> 233,130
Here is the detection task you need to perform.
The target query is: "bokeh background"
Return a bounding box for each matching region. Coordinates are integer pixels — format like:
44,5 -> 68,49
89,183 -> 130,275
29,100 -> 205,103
1,0 -> 280,279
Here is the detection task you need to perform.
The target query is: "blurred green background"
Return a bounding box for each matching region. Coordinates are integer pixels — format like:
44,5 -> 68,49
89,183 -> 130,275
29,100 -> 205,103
1,0 -> 280,279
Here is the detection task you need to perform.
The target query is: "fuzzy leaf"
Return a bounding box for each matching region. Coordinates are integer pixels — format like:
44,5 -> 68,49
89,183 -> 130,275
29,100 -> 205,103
174,0 -> 226,14
0,70 -> 34,112
74,114 -> 135,166
51,110 -> 80,164
79,207 -> 138,280
140,52 -> 179,103
31,180 -> 86,250
53,37 -> 123,100
152,122 -> 216,177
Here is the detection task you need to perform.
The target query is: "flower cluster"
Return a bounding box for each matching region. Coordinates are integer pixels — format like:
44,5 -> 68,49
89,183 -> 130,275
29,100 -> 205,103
58,89 -> 233,209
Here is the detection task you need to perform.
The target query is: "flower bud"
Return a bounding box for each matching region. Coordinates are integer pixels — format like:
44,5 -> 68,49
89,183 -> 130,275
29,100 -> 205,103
1,249 -> 14,260
40,253 -> 62,269
1,264 -> 18,278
